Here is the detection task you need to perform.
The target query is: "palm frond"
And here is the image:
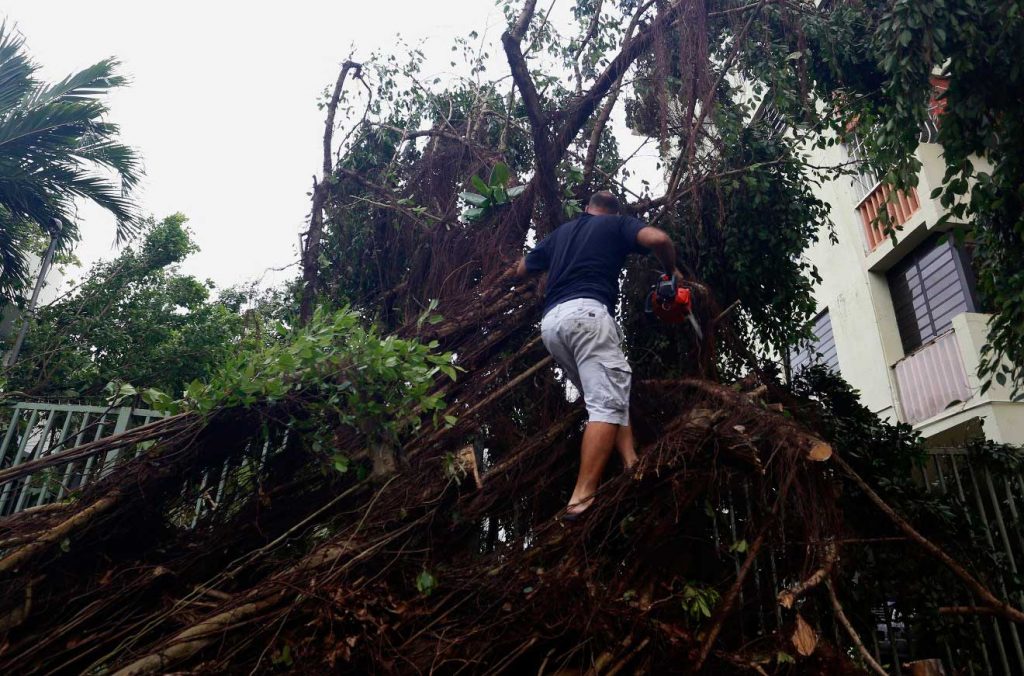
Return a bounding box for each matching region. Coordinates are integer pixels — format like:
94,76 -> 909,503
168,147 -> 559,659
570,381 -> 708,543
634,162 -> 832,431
74,131 -> 143,191
0,208 -> 35,303
22,57 -> 125,109
0,27 -> 142,292
0,99 -> 105,154
0,23 -> 36,115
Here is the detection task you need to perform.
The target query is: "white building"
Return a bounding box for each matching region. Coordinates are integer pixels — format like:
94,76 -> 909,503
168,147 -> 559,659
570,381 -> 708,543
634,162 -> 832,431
790,88 -> 1024,446
0,251 -> 65,341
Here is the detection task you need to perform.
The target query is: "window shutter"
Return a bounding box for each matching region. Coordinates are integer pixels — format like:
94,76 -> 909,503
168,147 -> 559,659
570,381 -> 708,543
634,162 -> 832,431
790,310 -> 839,375
887,236 -> 978,354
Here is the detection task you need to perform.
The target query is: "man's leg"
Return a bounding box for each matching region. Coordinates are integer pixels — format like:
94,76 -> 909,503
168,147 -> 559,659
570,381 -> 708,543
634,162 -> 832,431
616,422 -> 638,469
567,421 -> 618,514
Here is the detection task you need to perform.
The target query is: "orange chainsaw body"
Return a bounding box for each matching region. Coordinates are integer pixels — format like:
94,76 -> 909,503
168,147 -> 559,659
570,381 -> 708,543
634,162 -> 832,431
651,285 -> 693,324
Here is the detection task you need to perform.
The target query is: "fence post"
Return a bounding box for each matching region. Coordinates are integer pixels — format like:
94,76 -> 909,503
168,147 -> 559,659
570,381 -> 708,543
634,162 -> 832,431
0,404 -> 22,465
98,406 -> 134,479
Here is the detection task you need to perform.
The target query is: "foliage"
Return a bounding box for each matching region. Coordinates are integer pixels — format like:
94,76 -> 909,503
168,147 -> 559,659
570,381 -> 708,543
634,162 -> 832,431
793,365 -> 1023,670
459,162 -> 526,222
0,23 -> 141,302
2,214 -> 243,398
741,0 -> 1024,395
622,115 -> 830,379
3,4 -> 1024,673
681,582 -> 720,623
181,306 -> 457,450
415,569 -> 438,596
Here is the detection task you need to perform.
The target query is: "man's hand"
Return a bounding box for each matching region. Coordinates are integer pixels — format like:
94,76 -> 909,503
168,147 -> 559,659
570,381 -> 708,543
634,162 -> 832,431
513,257 -> 528,281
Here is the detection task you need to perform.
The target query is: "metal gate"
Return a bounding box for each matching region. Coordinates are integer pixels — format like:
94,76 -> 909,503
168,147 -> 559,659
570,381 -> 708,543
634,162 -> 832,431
0,401 -> 165,516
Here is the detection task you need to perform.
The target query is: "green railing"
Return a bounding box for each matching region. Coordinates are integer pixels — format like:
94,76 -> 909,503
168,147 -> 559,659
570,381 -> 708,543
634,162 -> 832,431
0,401 -> 165,516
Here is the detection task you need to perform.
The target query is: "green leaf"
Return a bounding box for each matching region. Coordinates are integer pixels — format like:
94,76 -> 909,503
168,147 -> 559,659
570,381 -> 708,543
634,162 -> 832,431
470,175 -> 489,194
507,185 -> 526,198
729,539 -> 749,553
489,162 -> 510,187
459,191 -> 489,207
463,207 -> 487,221
416,569 -> 437,596
141,387 -> 170,408
331,454 -> 350,473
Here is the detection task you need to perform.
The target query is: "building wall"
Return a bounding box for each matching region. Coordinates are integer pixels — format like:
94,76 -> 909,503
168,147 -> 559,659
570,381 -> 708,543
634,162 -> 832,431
801,137 -> 900,421
0,252 -> 66,340
800,136 -> 1024,445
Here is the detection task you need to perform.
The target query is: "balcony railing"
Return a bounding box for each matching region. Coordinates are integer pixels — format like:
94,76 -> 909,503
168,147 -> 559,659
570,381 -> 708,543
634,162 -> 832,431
893,329 -> 971,425
857,183 -> 921,251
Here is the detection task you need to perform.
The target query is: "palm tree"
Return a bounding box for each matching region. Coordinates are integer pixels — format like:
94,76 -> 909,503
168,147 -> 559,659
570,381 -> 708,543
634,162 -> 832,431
0,22 -> 142,302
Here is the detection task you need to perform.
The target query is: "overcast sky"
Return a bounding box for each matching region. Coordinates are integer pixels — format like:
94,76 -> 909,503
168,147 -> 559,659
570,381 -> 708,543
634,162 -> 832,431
5,1 -> 659,295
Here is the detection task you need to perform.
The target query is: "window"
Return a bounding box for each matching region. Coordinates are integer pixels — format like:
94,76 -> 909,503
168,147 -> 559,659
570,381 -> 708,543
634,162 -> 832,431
760,99 -> 787,136
845,129 -> 880,204
887,235 -> 979,354
920,76 -> 949,144
789,310 -> 840,375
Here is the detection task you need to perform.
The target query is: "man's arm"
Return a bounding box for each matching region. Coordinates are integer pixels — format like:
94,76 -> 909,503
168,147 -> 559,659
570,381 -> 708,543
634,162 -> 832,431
514,233 -> 553,281
637,226 -> 684,282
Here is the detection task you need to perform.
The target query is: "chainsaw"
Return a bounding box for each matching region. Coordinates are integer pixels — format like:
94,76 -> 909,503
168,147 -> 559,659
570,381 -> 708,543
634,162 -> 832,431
645,273 -> 704,340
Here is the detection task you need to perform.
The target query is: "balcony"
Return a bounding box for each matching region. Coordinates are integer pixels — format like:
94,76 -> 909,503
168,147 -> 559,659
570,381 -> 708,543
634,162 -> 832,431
893,329 -> 971,425
857,183 -> 921,252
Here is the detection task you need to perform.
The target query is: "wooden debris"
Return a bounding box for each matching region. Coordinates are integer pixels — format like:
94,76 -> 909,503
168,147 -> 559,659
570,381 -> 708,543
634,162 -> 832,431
457,445 -> 483,489
790,613 -> 818,657
904,659 -> 947,676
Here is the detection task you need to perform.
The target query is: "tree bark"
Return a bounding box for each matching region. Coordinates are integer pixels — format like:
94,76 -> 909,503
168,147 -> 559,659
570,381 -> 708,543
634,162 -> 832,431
299,60 -> 362,325
827,579 -> 889,676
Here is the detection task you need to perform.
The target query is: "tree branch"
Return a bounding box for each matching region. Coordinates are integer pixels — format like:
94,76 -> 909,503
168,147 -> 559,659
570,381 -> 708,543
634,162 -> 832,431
653,0 -> 765,227
509,0 -> 539,41
572,0 -> 604,93
502,1 -> 562,231
581,74 -> 623,192
835,455 -> 1024,624
777,542 -> 838,609
827,580 -> 889,676
693,462 -> 799,672
300,60 -> 362,324
552,0 -> 664,157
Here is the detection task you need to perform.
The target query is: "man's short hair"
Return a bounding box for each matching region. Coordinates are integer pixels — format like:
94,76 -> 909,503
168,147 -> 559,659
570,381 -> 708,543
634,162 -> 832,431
588,191 -> 620,214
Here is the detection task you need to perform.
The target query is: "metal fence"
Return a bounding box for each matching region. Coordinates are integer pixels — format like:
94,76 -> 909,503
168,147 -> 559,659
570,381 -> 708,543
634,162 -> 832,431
0,401 -> 165,516
917,448 -> 1024,676
708,447 -> 1024,676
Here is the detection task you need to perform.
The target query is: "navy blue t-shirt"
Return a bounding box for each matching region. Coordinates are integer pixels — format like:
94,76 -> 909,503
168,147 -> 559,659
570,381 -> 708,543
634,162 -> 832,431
524,213 -> 648,316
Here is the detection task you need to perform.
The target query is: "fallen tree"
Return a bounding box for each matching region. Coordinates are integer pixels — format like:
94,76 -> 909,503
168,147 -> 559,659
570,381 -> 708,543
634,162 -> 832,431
2,1 -> 1022,673
1,281 -> 1020,674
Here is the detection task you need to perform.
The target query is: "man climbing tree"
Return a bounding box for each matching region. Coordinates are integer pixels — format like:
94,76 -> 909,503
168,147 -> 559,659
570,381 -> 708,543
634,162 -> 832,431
515,190 -> 684,518
5,2 -> 1024,673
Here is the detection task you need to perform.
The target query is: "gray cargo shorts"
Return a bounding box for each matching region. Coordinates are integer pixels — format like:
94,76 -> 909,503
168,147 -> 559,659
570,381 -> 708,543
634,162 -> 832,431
540,298 -> 632,426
